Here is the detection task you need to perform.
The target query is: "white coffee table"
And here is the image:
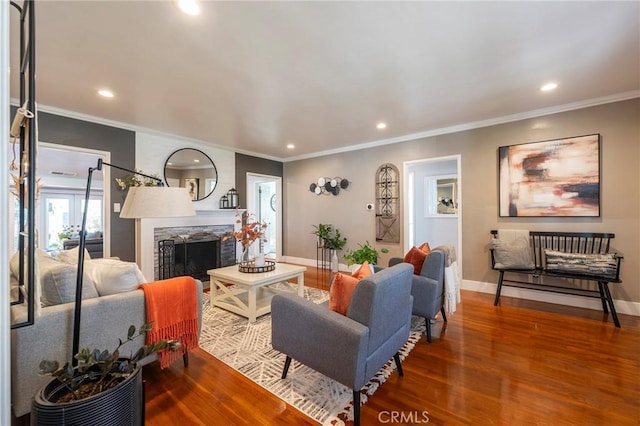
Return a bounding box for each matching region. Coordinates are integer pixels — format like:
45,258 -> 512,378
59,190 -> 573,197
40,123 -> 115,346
207,263 -> 306,322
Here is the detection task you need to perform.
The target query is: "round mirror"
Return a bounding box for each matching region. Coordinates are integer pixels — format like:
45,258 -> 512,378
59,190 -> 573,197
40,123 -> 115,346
163,148 -> 218,201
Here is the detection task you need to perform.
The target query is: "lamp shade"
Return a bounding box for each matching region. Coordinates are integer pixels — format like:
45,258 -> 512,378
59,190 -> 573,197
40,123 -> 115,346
120,187 -> 196,218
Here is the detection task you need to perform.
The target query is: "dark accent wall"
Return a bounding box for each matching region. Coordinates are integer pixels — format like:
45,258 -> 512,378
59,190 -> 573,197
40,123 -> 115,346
235,153 -> 283,207
36,111 -> 137,261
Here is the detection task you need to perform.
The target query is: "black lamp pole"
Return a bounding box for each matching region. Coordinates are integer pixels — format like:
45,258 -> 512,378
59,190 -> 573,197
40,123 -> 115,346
71,158 -> 163,366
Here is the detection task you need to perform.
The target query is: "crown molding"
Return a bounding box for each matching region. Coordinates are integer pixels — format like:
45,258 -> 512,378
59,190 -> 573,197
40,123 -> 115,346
283,90 -> 640,162
13,90 -> 639,164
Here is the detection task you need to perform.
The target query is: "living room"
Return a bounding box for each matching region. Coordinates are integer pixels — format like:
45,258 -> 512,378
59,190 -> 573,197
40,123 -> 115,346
3,1 -> 639,425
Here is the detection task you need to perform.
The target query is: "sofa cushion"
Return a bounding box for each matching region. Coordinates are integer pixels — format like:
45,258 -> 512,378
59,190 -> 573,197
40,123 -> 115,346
56,246 -> 92,264
403,246 -> 428,275
38,253 -> 99,306
492,237 -> 535,269
85,258 -> 147,296
329,272 -> 361,315
351,261 -> 373,279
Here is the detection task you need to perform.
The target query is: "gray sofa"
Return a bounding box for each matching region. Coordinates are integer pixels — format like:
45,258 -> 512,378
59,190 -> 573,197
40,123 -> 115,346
10,270 -> 203,418
271,263 -> 414,426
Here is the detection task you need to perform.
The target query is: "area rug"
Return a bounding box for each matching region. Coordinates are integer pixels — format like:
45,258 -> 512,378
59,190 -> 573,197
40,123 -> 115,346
199,286 -> 425,425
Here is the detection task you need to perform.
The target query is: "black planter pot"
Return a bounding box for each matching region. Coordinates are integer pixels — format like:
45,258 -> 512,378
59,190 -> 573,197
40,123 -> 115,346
31,366 -> 143,426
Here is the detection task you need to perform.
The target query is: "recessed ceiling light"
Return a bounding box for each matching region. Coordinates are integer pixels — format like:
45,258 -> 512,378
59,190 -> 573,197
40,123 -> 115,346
193,159 -> 200,163
98,89 -> 114,98
176,0 -> 200,16
540,82 -> 558,92
376,122 -> 387,130
287,144 -> 295,149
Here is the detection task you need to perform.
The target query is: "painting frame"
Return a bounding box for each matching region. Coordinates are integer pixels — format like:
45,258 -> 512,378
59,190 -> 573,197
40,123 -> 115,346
184,178 -> 199,201
498,134 -> 600,217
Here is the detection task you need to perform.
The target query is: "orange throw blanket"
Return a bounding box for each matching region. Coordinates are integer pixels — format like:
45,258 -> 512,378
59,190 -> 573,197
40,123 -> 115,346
141,276 -> 199,369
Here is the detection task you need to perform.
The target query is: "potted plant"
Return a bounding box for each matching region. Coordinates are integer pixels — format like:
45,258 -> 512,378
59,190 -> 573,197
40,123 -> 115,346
31,322 -> 179,425
323,228 -> 347,272
343,241 -> 388,266
323,228 -> 347,251
312,224 -> 333,248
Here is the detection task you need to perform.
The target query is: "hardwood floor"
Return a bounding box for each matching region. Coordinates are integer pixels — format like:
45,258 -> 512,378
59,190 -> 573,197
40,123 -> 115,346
143,265 -> 640,425
13,265 -> 638,425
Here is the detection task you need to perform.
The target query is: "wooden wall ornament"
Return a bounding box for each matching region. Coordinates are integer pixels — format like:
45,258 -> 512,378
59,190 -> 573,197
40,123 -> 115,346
375,164 -> 400,243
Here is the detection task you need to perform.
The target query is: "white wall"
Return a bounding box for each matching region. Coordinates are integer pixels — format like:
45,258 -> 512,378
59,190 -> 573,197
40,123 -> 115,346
135,132 -> 236,210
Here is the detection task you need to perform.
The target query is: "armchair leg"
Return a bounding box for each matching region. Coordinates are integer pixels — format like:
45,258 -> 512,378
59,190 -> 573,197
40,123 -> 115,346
182,352 -> 189,368
353,390 -> 361,426
393,353 -> 404,376
425,317 -> 432,343
440,307 -> 448,323
281,356 -> 292,379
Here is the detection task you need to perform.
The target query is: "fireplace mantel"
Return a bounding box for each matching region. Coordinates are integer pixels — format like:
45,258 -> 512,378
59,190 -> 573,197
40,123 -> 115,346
135,209 -> 243,280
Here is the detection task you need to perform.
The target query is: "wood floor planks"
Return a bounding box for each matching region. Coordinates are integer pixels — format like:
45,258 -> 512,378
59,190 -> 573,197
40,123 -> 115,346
143,266 -> 640,425
15,265 -> 638,425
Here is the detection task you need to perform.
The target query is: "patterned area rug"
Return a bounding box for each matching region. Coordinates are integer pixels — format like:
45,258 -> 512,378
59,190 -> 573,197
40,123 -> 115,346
199,286 -> 425,425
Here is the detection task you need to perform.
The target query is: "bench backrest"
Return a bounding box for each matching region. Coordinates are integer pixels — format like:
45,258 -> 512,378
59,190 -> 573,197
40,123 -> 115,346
490,230 -> 615,269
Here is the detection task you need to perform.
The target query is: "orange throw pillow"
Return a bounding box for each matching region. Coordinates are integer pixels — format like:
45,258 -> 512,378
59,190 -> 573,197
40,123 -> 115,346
403,246 -> 428,275
418,242 -> 431,255
329,273 -> 361,315
351,261 -> 373,279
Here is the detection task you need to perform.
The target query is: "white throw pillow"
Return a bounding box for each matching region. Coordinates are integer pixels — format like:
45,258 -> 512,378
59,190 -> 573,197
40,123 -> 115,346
38,253 -> 99,306
57,246 -> 92,265
84,258 -> 147,296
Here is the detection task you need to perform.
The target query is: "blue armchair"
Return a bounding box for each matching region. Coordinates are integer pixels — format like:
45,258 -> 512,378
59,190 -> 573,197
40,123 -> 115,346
389,248 -> 447,343
271,263 -> 414,426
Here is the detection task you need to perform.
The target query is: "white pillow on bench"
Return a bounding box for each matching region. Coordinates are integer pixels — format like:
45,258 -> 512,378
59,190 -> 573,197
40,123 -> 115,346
492,238 -> 535,270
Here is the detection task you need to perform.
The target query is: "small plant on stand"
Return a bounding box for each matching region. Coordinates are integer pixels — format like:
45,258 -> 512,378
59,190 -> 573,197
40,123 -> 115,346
312,224 -> 333,248
323,228 -> 347,272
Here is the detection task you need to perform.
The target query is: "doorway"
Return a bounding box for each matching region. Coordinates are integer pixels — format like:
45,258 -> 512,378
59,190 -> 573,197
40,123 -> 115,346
404,155 -> 462,272
246,173 -> 282,261
32,143 -> 111,256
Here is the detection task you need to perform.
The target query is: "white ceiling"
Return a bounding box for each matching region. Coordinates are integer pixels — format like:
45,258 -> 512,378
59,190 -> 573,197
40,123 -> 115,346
9,1 -> 640,161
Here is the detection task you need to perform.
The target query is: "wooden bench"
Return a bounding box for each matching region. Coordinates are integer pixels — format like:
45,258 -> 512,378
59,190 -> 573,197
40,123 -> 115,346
490,230 -> 623,327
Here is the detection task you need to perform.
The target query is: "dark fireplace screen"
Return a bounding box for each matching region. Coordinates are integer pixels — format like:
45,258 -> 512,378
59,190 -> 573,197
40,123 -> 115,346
158,238 -> 221,281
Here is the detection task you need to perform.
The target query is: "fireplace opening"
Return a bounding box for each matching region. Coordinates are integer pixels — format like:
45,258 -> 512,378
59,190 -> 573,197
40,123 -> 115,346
158,238 -> 221,282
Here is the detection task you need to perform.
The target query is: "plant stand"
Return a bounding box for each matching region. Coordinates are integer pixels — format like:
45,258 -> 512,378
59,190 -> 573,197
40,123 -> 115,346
316,245 -> 332,288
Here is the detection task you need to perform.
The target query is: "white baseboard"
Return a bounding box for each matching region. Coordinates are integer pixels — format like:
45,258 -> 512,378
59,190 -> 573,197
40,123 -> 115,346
463,279 -> 640,317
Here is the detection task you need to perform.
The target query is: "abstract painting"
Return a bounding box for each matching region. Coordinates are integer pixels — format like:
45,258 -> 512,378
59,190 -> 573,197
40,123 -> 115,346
499,134 -> 600,217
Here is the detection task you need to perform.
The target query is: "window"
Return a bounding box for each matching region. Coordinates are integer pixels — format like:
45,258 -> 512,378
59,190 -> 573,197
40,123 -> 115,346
40,190 -> 103,251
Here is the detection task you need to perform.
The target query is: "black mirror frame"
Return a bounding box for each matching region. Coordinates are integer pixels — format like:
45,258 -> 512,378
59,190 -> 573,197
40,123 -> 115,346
163,148 -> 218,201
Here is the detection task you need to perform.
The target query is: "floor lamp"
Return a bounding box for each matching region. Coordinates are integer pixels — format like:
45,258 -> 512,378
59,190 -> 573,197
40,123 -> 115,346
72,158 -> 196,365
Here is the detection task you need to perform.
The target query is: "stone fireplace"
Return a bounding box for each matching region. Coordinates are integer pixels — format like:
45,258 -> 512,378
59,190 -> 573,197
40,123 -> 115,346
136,209 -> 242,281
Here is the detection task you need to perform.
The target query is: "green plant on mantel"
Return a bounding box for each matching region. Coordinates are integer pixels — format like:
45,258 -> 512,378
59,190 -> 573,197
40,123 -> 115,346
38,322 -> 179,403
115,172 -> 161,190
343,241 -> 388,265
